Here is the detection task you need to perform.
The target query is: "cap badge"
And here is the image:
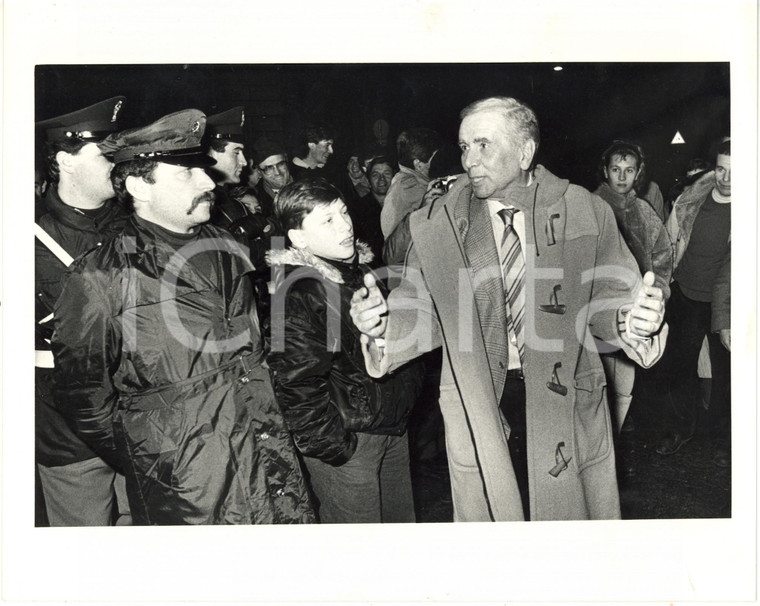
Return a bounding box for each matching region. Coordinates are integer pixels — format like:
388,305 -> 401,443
241,110 -> 245,127
111,100 -> 123,123
192,120 -> 201,133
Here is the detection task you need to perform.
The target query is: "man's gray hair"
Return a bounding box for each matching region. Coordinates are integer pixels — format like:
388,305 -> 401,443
460,97 -> 540,150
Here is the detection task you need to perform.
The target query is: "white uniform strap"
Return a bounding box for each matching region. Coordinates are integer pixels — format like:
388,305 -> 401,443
34,223 -> 75,267
35,350 -> 55,368
35,223 -> 75,325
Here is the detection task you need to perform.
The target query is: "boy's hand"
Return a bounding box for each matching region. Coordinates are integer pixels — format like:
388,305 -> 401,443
351,273 -> 388,338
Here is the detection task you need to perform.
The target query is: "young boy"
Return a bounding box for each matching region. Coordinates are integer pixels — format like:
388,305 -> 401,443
266,177 -> 422,524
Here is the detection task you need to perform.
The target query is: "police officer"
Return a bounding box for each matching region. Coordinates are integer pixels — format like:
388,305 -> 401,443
51,108 -> 314,525
35,96 -> 132,526
205,106 -> 277,270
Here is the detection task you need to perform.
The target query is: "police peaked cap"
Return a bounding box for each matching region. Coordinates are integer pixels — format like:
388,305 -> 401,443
110,109 -> 215,167
205,106 -> 245,143
36,96 -> 126,143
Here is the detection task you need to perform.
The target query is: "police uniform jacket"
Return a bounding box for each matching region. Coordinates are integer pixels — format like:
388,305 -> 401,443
51,215 -> 314,524
35,186 -> 128,466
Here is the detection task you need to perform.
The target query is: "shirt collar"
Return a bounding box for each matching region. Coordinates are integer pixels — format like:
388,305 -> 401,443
293,156 -> 325,169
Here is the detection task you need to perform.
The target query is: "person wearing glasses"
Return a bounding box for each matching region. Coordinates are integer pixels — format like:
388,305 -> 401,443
250,135 -> 294,217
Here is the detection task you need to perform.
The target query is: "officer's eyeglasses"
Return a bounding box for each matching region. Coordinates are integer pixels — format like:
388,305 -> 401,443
260,161 -> 288,175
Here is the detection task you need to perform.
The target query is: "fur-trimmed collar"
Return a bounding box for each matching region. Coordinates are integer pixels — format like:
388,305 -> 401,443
594,181 -> 639,210
265,241 -> 373,284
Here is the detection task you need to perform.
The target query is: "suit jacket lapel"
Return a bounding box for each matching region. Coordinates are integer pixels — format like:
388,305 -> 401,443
462,194 -> 509,398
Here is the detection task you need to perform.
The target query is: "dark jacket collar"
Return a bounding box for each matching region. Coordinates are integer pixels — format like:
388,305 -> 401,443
43,186 -> 120,232
121,214 -> 254,287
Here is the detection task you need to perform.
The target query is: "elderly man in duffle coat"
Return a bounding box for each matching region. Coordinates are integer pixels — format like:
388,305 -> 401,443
351,96 -> 668,522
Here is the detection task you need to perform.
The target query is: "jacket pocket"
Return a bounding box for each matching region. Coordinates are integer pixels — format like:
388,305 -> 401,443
572,369 -> 611,471
115,391 -> 185,492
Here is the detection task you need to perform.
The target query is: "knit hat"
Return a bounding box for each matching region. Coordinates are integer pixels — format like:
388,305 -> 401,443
252,135 -> 288,167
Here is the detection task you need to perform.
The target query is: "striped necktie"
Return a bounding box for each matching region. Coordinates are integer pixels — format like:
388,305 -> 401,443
499,208 -> 525,363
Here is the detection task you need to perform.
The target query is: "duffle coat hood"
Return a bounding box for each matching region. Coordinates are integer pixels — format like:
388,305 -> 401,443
370,166 -> 665,521
52,216 -> 314,524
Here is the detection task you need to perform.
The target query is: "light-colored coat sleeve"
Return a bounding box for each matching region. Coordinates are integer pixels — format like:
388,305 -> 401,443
362,240 -> 442,378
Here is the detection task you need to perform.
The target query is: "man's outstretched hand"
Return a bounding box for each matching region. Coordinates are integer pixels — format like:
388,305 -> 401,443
350,273 -> 388,339
626,271 -> 665,339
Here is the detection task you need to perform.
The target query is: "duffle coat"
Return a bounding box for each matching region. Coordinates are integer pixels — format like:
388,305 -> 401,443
52,215 -> 314,525
370,166 -> 666,521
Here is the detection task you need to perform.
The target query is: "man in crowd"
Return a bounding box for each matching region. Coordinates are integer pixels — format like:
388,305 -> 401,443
594,140 -> 673,432
656,140 -> 731,466
290,123 -> 335,181
379,127 -> 441,239
205,106 -> 251,221
206,106 -> 248,190
205,107 -> 275,269
35,96 -> 132,526
290,123 -> 359,198
51,108 -> 314,525
250,135 -> 293,217
347,155 -> 395,263
351,96 -> 667,522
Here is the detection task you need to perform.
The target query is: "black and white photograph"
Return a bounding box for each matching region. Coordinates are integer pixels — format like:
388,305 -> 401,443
2,1 -> 757,604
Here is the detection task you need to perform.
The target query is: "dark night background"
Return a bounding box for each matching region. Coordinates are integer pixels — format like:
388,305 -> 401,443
37,62 -> 729,203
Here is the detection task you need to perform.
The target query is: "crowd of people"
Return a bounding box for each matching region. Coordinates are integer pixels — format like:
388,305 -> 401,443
34,92 -> 731,526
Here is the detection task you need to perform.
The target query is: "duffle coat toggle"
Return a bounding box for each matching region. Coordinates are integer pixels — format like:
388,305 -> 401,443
539,283 -> 566,315
546,361 -> 567,396
546,212 -> 561,246
549,441 -> 572,477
